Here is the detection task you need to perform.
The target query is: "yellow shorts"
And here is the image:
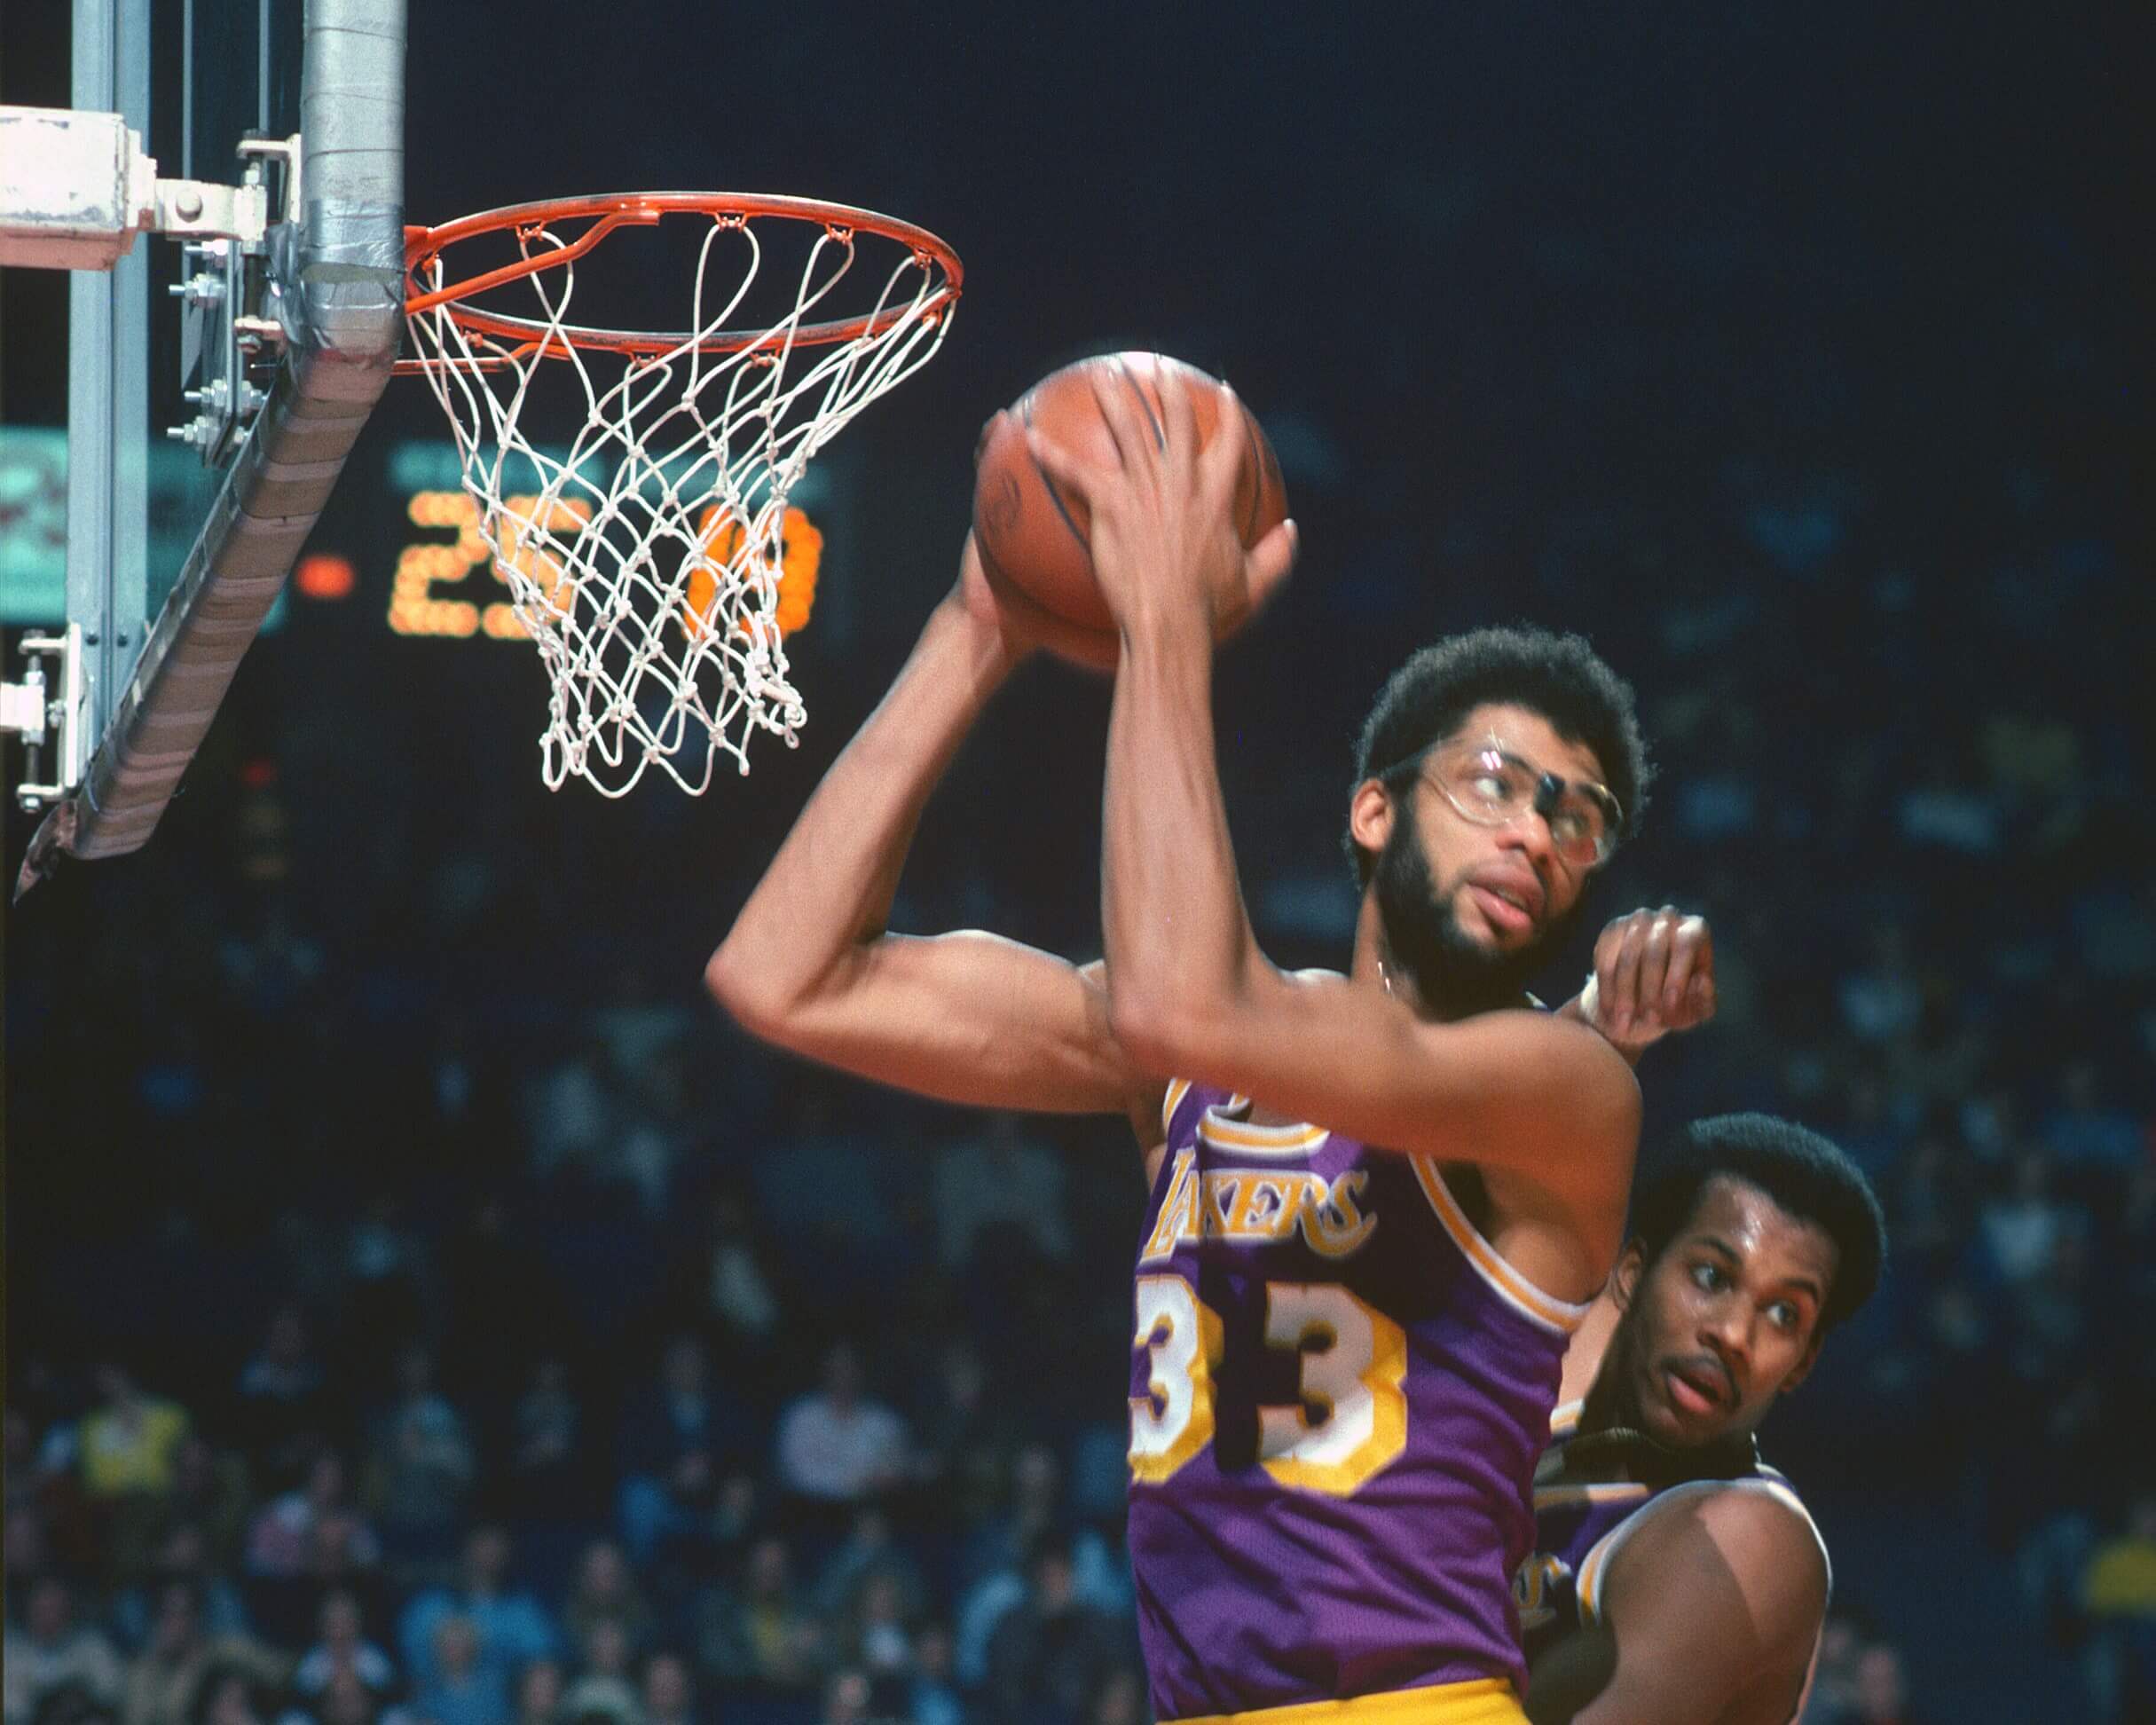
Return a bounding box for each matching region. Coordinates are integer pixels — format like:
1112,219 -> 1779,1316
1167,1677 -> 1527,1725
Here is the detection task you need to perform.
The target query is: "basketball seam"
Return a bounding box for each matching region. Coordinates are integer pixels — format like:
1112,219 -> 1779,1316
1115,355 -> 1168,451
1019,397 -> 1091,555
1239,400 -> 1261,544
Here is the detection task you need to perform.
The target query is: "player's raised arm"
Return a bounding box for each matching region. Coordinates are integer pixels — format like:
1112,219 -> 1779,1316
1029,368 -> 1637,1226
705,532 -> 1139,1116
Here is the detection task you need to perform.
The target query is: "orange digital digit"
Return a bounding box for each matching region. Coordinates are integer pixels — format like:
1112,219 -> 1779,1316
681,504 -> 823,644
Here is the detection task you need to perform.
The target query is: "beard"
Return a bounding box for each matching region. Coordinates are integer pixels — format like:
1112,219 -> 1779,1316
1372,806 -> 1586,1019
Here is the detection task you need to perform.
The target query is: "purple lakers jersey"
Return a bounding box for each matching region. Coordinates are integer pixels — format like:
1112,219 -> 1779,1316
1518,1401 -> 1828,1717
1127,1081 -> 1589,1720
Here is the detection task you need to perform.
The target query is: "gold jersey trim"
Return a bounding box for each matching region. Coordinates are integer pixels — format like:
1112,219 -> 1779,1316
1166,1676 -> 1525,1725
1408,1158 -> 1590,1335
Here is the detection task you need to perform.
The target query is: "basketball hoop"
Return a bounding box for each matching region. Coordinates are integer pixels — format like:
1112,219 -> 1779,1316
399,192 -> 962,795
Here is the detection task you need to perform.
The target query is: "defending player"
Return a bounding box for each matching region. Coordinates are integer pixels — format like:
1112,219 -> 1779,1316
712,391 -> 1690,1721
1518,1115 -> 1888,1725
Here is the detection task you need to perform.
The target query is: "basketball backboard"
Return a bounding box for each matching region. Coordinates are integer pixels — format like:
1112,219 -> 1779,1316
1,0 -> 405,889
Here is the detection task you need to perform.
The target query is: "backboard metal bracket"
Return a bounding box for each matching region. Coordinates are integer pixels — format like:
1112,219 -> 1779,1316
0,106 -> 294,268
168,236 -> 265,463
12,0 -> 403,894
1,106 -> 303,465
2,626 -> 89,811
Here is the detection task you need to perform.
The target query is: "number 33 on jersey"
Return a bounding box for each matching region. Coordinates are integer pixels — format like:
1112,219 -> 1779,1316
1124,1082 -> 1593,1716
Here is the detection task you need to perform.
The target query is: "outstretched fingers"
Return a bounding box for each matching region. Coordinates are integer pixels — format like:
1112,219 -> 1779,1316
1094,360 -> 1156,474
1195,381 -> 1250,512
1657,914 -> 1716,1027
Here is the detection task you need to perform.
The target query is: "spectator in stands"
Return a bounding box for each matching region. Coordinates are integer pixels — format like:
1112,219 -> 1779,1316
362,1346 -> 475,1577
187,1668 -> 272,1725
556,1619 -> 638,1725
283,1666 -> 405,1725
902,1340 -> 1012,1533
813,1670 -> 872,1725
1980,1146 -> 2073,1286
1847,1641 -> 1924,1724
905,1622 -> 964,1725
555,1544 -> 650,1674
506,1663 -> 561,1725
503,1362 -> 588,1526
676,1182 -> 784,1373
633,1656 -> 696,1725
246,1453 -> 376,1583
164,1445 -> 256,1579
1838,925 -> 1925,1047
398,1525 -> 556,1700
613,1338 -> 752,1571
110,1524 -> 253,1651
292,1592 -> 396,1707
952,1445 -> 1121,1640
1885,1130 -> 1972,1288
5,1575 -> 125,1725
76,1364 -> 192,1582
701,1470 -> 763,1590
2043,1059 -> 2144,1171
839,1570 -> 916,1695
954,1445 -> 1058,1597
1803,1612 -> 1867,1722
244,1450 -> 385,1650
692,1534 -> 822,1702
1085,1666 -> 1145,1725
411,1617 -> 509,1725
773,1344 -> 907,1534
234,1308 -> 334,1480
978,1534 -> 1124,1725
810,1509 -> 925,1627
122,1580 -> 284,1725
2078,1492 -> 2156,1722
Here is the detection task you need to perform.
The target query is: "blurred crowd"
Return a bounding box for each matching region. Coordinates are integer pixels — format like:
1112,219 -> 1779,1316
7,1096 -> 1155,1725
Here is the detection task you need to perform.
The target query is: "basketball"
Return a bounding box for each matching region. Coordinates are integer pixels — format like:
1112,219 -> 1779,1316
971,352 -> 1289,636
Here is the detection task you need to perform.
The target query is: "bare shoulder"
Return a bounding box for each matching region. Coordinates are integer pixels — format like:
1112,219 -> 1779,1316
1542,1485 -> 1828,1723
1607,1483 -> 1829,1648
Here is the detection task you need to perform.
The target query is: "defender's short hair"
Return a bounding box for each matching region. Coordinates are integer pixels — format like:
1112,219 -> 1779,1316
1629,1114 -> 1887,1334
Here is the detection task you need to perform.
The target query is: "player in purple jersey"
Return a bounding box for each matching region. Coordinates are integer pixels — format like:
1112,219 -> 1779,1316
1018,378 -> 1672,1721
710,377 -> 1703,1721
1517,1115 -> 1886,1725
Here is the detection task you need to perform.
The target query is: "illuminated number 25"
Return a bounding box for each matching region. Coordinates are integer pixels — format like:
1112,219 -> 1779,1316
1129,1276 -> 1407,1495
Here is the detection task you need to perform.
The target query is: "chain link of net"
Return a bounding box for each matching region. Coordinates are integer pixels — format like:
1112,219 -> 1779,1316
404,214 -> 955,795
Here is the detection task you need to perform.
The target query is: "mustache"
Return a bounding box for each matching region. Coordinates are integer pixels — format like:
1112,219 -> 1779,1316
1662,1351 -> 1735,1409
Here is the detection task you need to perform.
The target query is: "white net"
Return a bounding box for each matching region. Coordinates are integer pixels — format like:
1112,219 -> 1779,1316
403,203 -> 956,794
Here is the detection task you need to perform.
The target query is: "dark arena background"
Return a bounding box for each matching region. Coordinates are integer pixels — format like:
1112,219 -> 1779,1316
4,4 -> 2152,1723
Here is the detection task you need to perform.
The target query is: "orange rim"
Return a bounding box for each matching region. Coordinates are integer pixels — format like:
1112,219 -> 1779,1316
399,190 -> 964,368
